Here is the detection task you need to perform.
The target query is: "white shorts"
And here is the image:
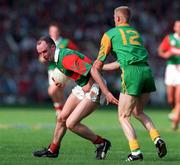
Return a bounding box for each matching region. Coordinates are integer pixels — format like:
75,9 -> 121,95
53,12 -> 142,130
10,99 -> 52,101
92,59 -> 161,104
48,69 -> 68,86
165,65 -> 180,86
72,84 -> 106,104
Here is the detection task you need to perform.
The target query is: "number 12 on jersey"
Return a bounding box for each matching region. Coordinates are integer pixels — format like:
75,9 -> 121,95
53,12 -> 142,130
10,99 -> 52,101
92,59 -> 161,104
119,29 -> 141,46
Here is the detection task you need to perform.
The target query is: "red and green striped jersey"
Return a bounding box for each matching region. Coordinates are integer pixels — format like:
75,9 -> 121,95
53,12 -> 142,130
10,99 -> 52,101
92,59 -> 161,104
97,23 -> 148,67
48,37 -> 78,70
54,48 -> 92,87
159,33 -> 180,64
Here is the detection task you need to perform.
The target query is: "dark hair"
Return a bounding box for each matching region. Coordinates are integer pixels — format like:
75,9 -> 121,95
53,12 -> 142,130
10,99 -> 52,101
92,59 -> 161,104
49,22 -> 60,29
37,36 -> 55,46
49,22 -> 61,34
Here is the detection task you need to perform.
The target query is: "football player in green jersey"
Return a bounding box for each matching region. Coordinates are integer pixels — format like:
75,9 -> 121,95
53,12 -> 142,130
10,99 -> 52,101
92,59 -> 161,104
92,6 -> 167,161
33,36 -> 118,159
39,22 -> 78,116
158,20 -> 180,130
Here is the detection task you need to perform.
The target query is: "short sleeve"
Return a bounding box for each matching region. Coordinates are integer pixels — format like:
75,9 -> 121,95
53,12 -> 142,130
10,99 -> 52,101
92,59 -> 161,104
62,54 -> 92,76
159,35 -> 170,51
97,33 -> 111,62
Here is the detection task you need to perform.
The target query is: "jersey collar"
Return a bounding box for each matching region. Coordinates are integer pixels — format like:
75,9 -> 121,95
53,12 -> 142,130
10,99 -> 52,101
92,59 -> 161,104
54,48 -> 60,63
55,37 -> 62,45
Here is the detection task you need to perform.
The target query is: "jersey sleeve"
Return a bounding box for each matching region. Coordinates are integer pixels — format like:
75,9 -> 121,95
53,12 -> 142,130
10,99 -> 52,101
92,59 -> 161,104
62,54 -> 92,76
159,35 -> 170,51
97,33 -> 111,62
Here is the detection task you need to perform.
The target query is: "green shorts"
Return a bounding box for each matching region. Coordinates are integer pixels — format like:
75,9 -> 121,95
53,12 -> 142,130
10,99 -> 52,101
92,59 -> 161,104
121,63 -> 156,96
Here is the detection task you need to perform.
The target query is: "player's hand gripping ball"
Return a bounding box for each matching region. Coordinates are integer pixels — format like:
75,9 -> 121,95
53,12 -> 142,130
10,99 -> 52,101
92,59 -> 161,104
52,68 -> 68,87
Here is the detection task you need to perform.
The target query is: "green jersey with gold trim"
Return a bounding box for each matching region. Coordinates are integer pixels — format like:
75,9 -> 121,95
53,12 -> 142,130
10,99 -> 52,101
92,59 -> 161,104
98,24 -> 148,67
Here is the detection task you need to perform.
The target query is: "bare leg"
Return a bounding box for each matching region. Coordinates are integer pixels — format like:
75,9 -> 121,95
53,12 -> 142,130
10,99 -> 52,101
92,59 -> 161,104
172,85 -> 180,130
66,98 -> 98,142
33,92 -> 80,157
48,84 -> 65,115
132,93 -> 156,131
118,93 -> 144,161
166,85 -> 175,107
52,93 -> 80,145
132,93 -> 167,158
65,97 -> 111,160
118,93 -> 138,140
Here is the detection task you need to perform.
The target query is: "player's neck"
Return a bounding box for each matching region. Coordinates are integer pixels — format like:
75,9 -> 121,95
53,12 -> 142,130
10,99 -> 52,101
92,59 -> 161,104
116,22 -> 129,26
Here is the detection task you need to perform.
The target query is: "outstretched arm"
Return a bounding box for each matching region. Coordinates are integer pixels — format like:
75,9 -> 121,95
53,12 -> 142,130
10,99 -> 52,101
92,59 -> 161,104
90,59 -> 118,105
102,61 -> 120,71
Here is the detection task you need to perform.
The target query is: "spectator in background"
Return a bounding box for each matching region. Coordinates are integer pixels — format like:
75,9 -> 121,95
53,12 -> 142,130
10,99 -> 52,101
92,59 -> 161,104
158,20 -> 180,130
0,0 -> 179,104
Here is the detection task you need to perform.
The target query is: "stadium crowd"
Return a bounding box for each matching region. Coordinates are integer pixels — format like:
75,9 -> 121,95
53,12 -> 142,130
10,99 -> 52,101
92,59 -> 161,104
0,0 -> 179,104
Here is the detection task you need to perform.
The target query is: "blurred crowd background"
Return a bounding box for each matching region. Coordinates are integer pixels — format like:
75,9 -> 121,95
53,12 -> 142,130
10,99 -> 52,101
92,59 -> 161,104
0,0 -> 179,105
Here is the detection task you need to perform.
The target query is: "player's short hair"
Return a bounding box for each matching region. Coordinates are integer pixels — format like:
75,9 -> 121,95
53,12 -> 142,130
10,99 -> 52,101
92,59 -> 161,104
49,22 -> 60,28
37,36 -> 55,47
49,22 -> 61,32
114,6 -> 131,23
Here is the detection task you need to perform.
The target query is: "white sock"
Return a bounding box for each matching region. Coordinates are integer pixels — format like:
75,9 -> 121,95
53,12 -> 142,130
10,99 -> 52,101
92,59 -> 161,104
132,150 -> 141,156
154,137 -> 161,145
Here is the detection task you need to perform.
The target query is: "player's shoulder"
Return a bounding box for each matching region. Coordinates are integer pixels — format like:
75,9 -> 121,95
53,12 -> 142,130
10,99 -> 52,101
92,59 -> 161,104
103,27 -> 118,38
169,33 -> 175,38
61,37 -> 69,42
163,33 -> 173,38
106,27 -> 117,34
162,34 -> 172,41
62,47 -> 77,54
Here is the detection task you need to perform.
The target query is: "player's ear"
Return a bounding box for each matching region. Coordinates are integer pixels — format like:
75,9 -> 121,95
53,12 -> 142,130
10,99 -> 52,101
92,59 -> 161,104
117,16 -> 121,22
51,44 -> 56,50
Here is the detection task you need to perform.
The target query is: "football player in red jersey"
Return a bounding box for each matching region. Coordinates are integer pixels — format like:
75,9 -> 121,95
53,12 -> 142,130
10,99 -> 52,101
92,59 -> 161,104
158,20 -> 180,130
33,36 -> 118,159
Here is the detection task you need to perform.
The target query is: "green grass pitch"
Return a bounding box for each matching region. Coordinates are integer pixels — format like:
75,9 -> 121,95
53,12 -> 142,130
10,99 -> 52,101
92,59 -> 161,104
0,105 -> 179,165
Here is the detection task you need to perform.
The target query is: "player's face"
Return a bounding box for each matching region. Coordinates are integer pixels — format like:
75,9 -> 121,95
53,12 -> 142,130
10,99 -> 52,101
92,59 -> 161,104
174,21 -> 180,35
37,41 -> 54,62
49,26 -> 60,41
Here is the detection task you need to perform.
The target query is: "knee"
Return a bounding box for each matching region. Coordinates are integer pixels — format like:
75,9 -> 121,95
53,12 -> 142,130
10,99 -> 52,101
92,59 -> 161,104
118,112 -> 130,123
167,96 -> 174,106
168,99 -> 174,106
66,120 -> 76,131
57,114 -> 67,126
133,111 -> 142,119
